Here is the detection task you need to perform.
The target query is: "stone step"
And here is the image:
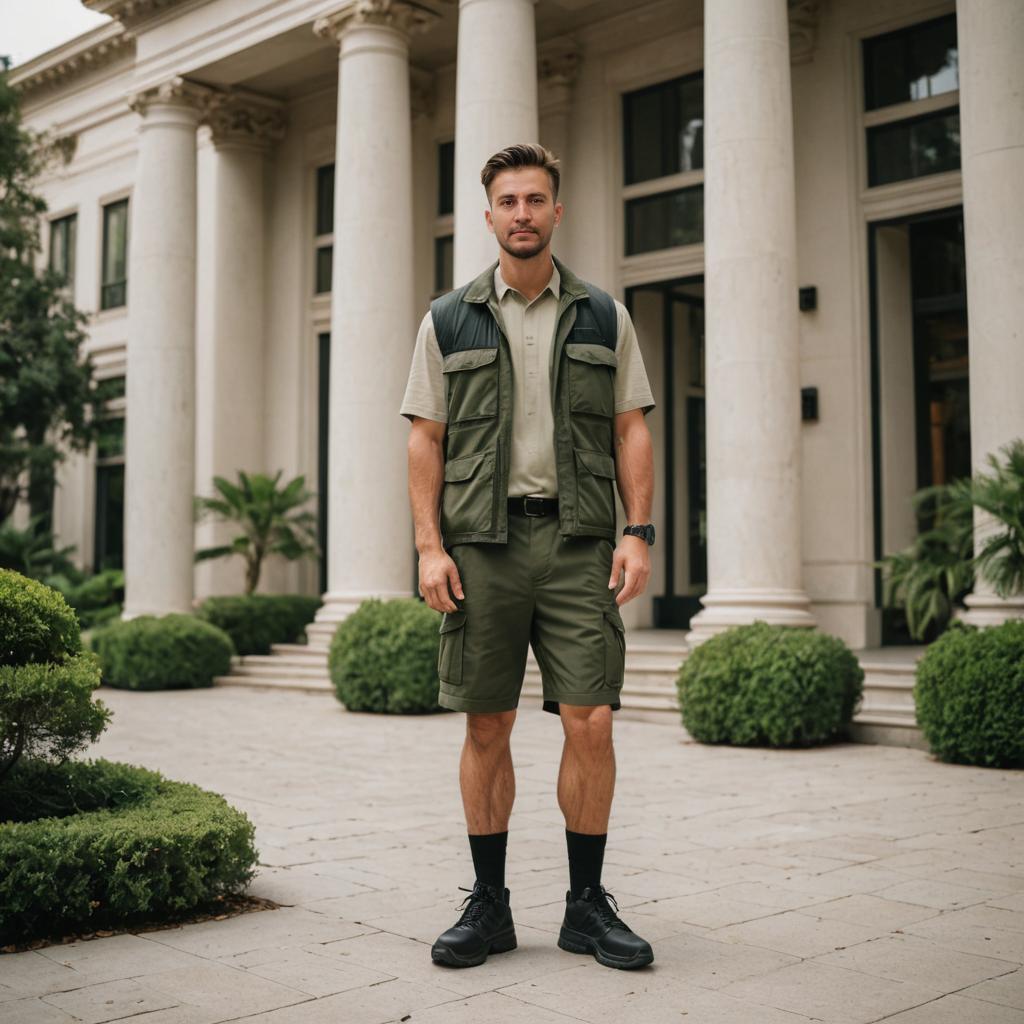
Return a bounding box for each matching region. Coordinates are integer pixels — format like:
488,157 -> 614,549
232,658 -> 330,680
213,674 -> 332,694
269,643 -> 329,661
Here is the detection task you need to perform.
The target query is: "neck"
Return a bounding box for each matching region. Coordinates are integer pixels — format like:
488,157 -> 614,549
497,245 -> 555,302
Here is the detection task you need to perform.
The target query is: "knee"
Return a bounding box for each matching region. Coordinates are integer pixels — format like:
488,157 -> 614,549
466,710 -> 515,750
561,705 -> 613,752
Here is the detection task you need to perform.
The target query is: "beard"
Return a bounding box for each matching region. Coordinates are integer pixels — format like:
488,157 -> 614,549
497,226 -> 550,260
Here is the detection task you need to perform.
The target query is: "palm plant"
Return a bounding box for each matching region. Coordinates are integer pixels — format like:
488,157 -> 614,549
967,439 -> 1024,599
194,470 -> 320,595
875,481 -> 975,641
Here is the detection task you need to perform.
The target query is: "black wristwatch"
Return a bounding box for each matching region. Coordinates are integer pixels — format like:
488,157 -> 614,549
623,523 -> 656,546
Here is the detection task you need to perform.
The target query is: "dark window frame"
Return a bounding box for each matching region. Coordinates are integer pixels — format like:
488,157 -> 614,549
100,198 -> 129,310
49,212 -> 77,286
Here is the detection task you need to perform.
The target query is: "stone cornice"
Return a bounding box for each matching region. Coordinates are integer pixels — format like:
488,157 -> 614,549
82,0 -> 185,28
8,22 -> 134,99
313,0 -> 442,43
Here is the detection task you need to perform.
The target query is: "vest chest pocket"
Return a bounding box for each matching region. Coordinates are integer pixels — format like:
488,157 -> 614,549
442,346 -> 499,426
565,338 -> 617,418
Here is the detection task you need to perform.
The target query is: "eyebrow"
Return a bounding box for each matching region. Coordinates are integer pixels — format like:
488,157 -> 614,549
496,192 -> 548,201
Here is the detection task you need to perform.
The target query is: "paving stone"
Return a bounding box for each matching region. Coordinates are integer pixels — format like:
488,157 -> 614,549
0,998 -> 79,1024
721,960 -> 939,1022
873,991 -> 1024,1023
40,977 -> 179,1023
876,876 -> 1003,910
812,932 -> 1013,992
0,953 -> 86,998
799,893 -> 941,930
35,935 -> 210,989
959,967 -> 1024,1012
904,909 -> 1024,963
712,909 -> 884,958
624,890 -> 782,930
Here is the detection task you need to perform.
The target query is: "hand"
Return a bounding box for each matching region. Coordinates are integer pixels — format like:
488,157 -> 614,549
608,534 -> 650,606
418,547 -> 464,612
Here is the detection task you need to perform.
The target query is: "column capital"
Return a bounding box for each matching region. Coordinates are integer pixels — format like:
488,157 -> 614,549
207,92 -> 287,149
128,76 -> 224,120
788,0 -> 821,64
538,38 -> 579,118
314,0 -> 441,44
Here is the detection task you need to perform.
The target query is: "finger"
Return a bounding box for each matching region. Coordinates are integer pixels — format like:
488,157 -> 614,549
608,553 -> 622,589
449,564 -> 465,600
616,568 -> 639,606
428,582 -> 457,613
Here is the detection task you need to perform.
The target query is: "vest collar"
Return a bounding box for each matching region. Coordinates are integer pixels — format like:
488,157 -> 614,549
461,253 -> 587,304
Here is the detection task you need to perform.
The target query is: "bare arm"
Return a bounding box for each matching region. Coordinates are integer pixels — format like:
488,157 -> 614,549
407,416 -> 463,612
609,408 -> 655,606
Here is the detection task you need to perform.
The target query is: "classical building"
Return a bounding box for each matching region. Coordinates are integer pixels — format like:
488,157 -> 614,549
8,1 -> 1023,689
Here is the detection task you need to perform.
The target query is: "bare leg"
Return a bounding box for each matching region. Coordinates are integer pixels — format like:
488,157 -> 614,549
460,710 -> 517,833
557,704 -> 615,833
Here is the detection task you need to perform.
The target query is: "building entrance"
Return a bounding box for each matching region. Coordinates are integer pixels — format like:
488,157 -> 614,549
626,277 -> 706,629
870,207 -> 970,644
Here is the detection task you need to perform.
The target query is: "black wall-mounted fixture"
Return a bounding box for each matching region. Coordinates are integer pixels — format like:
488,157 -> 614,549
799,286 -> 817,311
801,386 -> 819,422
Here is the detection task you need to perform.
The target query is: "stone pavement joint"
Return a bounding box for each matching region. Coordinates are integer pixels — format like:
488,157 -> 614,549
1,685 -> 1022,1024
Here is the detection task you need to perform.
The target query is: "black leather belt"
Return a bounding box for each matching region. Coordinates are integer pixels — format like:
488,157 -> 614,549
508,495 -> 559,517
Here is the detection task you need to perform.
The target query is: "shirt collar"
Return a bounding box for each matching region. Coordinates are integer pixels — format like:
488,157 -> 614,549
494,260 -> 561,303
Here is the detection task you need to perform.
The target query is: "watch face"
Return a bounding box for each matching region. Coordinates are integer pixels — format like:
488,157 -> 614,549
646,524 -> 656,545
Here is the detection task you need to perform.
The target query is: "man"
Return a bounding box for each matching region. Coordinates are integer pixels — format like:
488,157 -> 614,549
400,143 -> 657,971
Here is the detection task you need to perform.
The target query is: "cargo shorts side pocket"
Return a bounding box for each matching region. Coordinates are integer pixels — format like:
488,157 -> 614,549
438,609 -> 468,686
602,607 -> 626,687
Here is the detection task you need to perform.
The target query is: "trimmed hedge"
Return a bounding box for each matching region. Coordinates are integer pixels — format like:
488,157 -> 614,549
0,757 -> 258,944
915,620 -> 1024,768
90,613 -> 235,690
197,594 -> 322,656
676,621 -> 864,747
329,597 -> 446,713
0,567 -> 81,666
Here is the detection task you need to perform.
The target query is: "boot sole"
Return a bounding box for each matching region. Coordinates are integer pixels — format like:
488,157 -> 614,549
557,925 -> 654,970
431,926 -> 517,968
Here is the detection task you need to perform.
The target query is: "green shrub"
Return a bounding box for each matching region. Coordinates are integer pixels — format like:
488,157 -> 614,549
914,620 -> 1024,768
0,757 -> 258,944
0,651 -> 111,782
197,593 -> 322,656
55,568 -> 125,631
329,597 -> 445,713
90,613 -> 234,690
676,621 -> 864,747
0,567 -> 82,666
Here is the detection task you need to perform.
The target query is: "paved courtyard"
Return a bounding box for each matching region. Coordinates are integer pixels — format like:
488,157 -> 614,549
2,684 -> 1024,1024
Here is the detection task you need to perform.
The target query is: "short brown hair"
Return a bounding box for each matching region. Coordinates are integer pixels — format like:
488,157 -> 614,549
481,143 -> 561,202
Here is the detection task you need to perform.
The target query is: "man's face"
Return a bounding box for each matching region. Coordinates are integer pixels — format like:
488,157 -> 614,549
484,167 -> 563,260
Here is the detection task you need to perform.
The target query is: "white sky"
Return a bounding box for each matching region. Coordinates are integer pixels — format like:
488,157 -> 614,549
2,0 -> 113,69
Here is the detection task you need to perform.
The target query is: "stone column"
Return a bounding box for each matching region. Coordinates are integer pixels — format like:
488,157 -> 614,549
453,0 -> 538,285
308,0 -> 435,644
123,77 -> 219,619
686,0 -> 815,645
957,0 -> 1024,625
195,94 -> 287,600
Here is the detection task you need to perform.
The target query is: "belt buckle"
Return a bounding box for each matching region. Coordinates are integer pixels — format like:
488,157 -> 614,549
522,495 -> 545,517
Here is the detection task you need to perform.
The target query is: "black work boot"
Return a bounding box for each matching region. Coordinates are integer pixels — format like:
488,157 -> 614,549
558,885 -> 654,970
431,880 -> 517,968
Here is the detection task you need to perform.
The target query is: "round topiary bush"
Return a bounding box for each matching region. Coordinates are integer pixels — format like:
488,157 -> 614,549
197,594 -> 322,656
676,621 -> 864,747
329,597 -> 446,713
0,567 -> 82,666
914,619 -> 1024,768
90,613 -> 235,690
0,757 -> 258,945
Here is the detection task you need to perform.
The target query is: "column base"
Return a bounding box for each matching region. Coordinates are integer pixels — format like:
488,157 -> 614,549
955,592 -> 1024,628
305,589 -> 413,648
685,588 -> 816,648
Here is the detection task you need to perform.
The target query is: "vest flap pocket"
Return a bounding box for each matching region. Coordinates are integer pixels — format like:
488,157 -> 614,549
566,342 -> 618,368
444,449 -> 492,482
442,347 -> 499,373
575,448 -> 617,479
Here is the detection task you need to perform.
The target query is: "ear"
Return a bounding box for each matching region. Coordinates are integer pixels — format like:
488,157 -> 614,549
553,201 -> 564,227
484,208 -> 495,235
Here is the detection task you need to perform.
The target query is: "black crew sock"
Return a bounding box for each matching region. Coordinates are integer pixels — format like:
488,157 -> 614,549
468,830 -> 508,894
566,828 -> 607,898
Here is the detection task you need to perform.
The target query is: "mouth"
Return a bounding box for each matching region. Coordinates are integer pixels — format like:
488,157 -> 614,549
511,230 -> 536,237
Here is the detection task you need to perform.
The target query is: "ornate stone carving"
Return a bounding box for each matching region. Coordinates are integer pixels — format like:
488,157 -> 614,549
788,0 -> 821,65
314,0 -> 441,43
127,75 -> 224,119
82,0 -> 181,27
538,38 -> 579,119
207,93 -> 288,147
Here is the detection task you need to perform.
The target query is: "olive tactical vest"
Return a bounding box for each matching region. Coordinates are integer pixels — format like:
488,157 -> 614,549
430,255 -> 619,546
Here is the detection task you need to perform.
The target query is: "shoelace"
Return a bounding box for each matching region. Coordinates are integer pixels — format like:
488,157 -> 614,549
455,884 -> 499,925
585,885 -> 627,930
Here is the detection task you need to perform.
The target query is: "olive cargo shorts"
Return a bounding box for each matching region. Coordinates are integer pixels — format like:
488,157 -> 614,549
436,511 -> 627,714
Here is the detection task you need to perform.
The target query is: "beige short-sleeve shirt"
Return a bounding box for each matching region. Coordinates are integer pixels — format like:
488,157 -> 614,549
400,261 -> 655,497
